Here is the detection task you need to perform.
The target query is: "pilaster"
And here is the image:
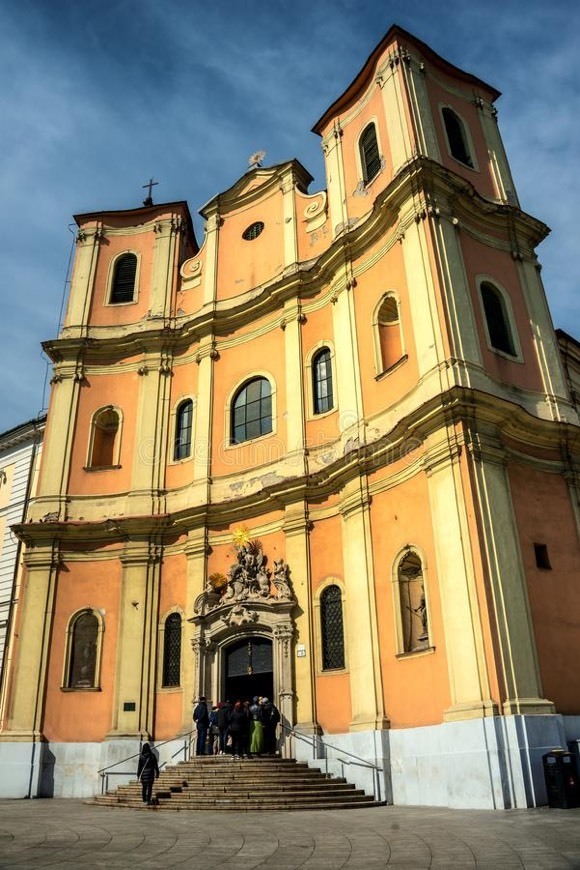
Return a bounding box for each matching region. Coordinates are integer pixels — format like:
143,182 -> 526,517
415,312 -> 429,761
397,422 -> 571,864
108,543 -> 162,739
149,216 -> 183,318
516,258 -> 571,422
321,123 -> 349,237
183,529 -> 208,726
129,350 -> 172,512
377,57 -> 413,174
202,207 -> 220,307
283,503 -> 318,733
431,213 -> 483,375
340,477 -> 389,731
424,429 -> 498,721
193,341 -> 215,483
330,268 -> 364,438
398,53 -> 441,161
467,429 -> 555,716
476,100 -> 519,206
33,372 -> 81,517
1,545 -> 60,739
280,173 -> 299,267
400,216 -> 447,380
282,302 -> 306,470
64,226 -> 102,328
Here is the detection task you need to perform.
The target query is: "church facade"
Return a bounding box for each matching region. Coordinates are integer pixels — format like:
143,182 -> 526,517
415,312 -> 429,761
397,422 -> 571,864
1,25 -> 580,809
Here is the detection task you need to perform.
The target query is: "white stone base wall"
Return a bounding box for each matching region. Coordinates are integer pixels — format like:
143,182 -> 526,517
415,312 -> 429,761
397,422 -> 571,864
296,714 -> 580,809
0,736 -> 190,799
1,716 -> 579,804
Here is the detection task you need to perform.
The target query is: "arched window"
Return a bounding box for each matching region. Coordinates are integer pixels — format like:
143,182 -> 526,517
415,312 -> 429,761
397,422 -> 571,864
89,408 -> 120,468
231,377 -> 272,444
174,399 -> 193,460
312,348 -> 334,414
162,613 -> 182,687
66,610 -> 99,688
320,584 -> 345,670
359,123 -> 381,184
442,107 -> 473,168
110,253 -> 137,304
376,296 -> 403,371
480,281 -> 517,356
397,551 -> 429,653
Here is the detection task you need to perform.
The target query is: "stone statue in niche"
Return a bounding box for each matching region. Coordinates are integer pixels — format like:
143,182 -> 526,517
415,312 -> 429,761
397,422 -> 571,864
398,551 -> 429,652
194,542 -> 295,615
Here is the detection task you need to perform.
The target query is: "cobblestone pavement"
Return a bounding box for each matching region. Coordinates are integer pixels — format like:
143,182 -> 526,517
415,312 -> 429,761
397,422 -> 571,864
1,800 -> 580,870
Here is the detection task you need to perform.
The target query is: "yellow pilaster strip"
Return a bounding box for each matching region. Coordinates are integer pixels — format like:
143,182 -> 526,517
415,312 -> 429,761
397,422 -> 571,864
149,217 -> 181,318
341,477 -> 389,731
64,226 -> 102,328
467,430 -> 555,715
424,431 -> 498,721
193,347 -> 214,483
108,544 -> 161,739
183,530 -> 207,728
284,504 -> 318,734
0,545 -> 60,740
321,123 -> 349,237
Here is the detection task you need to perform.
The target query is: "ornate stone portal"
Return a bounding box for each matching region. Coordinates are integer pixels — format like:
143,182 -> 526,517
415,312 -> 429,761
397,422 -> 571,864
189,541 -> 297,736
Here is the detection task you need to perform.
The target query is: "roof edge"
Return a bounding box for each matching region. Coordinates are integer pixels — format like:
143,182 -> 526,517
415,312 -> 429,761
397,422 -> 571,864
312,23 -> 501,135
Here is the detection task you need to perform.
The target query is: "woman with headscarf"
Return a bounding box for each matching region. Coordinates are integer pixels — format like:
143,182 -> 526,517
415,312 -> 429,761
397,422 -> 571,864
137,742 -> 159,805
248,695 -> 264,756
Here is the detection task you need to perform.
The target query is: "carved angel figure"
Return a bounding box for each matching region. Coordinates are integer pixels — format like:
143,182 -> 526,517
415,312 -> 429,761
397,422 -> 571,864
273,559 -> 293,600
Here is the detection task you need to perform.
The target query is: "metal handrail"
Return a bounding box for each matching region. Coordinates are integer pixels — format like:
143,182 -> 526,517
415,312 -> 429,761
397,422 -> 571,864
281,722 -> 385,803
97,729 -> 196,795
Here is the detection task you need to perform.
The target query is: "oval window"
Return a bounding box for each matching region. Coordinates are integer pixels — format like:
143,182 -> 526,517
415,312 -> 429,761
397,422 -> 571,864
242,221 -> 264,241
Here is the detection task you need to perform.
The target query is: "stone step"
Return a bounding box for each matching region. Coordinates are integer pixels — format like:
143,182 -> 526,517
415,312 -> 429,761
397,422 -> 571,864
92,755 -> 382,812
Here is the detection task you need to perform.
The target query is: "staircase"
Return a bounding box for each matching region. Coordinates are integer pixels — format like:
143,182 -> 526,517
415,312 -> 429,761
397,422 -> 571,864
93,755 -> 382,811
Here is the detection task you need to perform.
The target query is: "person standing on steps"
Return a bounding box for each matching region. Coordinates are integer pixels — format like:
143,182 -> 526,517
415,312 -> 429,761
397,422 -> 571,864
248,695 -> 264,756
137,742 -> 159,805
228,700 -> 249,759
217,699 -> 231,755
193,695 -> 209,756
261,697 -> 281,755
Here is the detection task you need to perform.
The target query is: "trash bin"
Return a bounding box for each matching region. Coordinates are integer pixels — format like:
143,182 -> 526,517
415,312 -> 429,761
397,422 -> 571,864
543,749 -> 580,809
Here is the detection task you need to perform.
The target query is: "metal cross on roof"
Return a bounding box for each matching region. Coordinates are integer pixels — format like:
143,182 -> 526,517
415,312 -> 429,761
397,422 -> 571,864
142,177 -> 159,206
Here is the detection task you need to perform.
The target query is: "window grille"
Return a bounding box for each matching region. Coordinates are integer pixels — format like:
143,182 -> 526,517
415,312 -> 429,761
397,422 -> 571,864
321,585 -> 345,670
242,221 -> 264,241
231,377 -> 272,444
174,399 -> 193,460
162,613 -> 182,687
110,254 -> 137,303
442,108 -> 473,167
481,282 -> 516,355
68,611 -> 98,688
313,348 -> 333,414
360,124 -> 381,183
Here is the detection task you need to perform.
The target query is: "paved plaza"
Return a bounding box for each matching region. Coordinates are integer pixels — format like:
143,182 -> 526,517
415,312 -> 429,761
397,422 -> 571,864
1,800 -> 580,869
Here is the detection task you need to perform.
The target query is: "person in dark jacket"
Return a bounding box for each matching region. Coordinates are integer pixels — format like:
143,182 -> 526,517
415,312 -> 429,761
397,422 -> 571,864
227,700 -> 249,759
193,696 -> 209,756
137,742 -> 159,804
217,700 -> 231,754
261,697 -> 280,755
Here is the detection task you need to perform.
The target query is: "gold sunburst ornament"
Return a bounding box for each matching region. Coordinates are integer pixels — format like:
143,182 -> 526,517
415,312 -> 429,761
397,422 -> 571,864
208,572 -> 228,591
232,526 -> 250,548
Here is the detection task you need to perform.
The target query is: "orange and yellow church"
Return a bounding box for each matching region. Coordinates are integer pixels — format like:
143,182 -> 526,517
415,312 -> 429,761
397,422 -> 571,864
1,25 -> 580,809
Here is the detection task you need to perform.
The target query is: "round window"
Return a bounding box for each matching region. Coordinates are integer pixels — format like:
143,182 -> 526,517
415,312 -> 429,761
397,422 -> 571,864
242,221 -> 264,241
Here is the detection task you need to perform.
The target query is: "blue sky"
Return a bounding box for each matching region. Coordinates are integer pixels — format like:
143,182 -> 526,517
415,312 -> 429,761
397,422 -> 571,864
1,0 -> 578,432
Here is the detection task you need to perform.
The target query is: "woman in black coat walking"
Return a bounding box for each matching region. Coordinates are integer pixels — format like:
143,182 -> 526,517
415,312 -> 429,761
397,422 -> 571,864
137,743 -> 159,804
